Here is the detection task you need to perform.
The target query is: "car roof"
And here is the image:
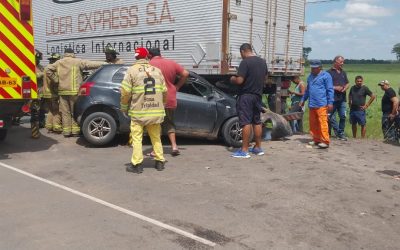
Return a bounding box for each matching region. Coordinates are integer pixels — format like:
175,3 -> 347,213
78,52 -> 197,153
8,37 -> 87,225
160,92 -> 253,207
90,64 -> 202,82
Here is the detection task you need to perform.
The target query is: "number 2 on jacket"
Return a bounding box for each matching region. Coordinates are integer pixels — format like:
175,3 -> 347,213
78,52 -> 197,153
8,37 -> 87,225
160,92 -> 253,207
144,77 -> 156,95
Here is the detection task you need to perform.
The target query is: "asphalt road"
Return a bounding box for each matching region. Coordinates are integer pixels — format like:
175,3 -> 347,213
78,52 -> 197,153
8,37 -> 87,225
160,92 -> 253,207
0,122 -> 399,250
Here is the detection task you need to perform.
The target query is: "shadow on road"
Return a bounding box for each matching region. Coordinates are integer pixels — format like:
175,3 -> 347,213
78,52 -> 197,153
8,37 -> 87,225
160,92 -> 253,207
76,133 -> 224,149
0,125 -> 58,160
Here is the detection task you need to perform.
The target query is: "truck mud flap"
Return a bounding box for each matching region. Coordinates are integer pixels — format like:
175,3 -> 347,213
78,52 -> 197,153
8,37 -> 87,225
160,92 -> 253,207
261,108 -> 293,139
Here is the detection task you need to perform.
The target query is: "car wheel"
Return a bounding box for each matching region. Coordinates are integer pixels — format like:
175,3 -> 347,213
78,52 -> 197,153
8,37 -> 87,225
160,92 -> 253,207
0,129 -> 7,141
82,112 -> 117,146
221,117 -> 253,148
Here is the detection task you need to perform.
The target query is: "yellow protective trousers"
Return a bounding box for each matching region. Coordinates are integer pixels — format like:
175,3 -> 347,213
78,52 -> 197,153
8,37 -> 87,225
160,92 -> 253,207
59,95 -> 80,136
309,106 -> 330,144
130,121 -> 164,165
44,97 -> 62,132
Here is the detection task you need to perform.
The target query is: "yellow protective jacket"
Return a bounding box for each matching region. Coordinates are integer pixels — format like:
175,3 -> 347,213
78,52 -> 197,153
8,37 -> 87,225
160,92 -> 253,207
42,65 -> 59,98
36,64 -> 44,97
46,53 -> 105,96
120,59 -> 167,126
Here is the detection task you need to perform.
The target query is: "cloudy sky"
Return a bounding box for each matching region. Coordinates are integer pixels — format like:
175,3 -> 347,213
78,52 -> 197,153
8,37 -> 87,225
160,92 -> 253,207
304,0 -> 400,60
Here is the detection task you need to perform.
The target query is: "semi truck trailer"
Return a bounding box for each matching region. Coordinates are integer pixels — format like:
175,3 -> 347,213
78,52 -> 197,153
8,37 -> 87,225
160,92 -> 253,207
33,0 -> 306,112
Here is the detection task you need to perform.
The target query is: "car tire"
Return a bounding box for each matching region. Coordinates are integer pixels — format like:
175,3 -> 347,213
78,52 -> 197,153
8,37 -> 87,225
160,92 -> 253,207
82,112 -> 117,146
221,117 -> 253,148
0,129 -> 7,141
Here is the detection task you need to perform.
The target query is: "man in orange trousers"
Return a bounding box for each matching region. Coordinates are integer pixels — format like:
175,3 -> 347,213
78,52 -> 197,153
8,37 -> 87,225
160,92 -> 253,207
300,60 -> 334,149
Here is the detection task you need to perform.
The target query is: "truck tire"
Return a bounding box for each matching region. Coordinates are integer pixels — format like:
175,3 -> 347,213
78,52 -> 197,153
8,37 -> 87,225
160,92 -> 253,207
0,129 -> 7,141
221,117 -> 253,148
261,110 -> 293,139
82,112 -> 117,146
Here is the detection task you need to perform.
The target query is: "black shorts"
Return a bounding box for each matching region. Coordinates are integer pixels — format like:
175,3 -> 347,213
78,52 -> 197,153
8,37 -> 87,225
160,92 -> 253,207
162,108 -> 176,134
237,94 -> 262,127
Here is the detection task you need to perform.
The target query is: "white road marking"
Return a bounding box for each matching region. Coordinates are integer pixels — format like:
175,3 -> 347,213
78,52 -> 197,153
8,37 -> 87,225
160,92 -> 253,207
0,161 -> 216,247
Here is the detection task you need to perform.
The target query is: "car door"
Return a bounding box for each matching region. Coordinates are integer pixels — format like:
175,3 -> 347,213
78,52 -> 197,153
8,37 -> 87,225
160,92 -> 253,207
175,76 -> 217,134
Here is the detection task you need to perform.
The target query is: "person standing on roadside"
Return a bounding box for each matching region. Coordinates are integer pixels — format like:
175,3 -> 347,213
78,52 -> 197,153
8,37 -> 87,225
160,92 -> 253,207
327,55 -> 349,141
121,48 -> 167,174
30,50 -> 45,138
288,76 -> 306,133
47,48 -> 105,137
43,53 -> 62,133
230,43 -> 268,158
147,47 -> 189,156
300,60 -> 334,149
348,75 -> 375,138
378,80 -> 399,141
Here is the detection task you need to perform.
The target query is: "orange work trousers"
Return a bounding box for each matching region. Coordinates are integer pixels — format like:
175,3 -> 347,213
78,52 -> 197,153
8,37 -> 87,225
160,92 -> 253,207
309,106 -> 330,144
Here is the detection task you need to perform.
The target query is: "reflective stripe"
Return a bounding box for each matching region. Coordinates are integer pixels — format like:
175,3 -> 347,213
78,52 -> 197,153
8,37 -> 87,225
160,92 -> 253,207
121,80 -> 131,92
59,91 -> 79,95
128,109 -> 165,117
0,3 -> 34,44
132,85 -> 165,94
72,66 -> 77,92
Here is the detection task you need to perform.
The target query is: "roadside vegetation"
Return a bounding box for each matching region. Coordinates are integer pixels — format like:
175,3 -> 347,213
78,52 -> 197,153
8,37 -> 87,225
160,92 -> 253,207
298,63 -> 400,139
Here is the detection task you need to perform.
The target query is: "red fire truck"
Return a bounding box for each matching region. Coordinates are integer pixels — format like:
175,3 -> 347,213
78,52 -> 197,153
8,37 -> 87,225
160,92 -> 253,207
0,0 -> 37,141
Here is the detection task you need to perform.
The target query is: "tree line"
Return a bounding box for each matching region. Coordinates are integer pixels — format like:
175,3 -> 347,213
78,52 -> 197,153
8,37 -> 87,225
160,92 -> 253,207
303,47 -> 399,64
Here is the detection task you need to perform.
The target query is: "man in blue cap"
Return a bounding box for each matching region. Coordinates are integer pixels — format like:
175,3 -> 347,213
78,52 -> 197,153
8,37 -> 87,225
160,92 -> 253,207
300,60 -> 334,149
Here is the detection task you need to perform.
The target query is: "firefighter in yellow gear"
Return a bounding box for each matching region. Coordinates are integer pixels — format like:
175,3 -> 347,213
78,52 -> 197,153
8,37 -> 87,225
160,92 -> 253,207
120,47 -> 167,174
31,50 -> 44,138
104,45 -> 124,64
46,48 -> 105,137
43,53 -> 62,133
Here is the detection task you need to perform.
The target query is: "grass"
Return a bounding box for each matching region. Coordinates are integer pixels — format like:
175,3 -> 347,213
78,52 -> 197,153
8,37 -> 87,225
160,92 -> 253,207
290,64 -> 400,139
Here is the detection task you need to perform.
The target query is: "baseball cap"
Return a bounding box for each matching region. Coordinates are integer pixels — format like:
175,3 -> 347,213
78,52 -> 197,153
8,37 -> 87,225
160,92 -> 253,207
48,53 -> 61,60
134,47 -> 149,59
309,60 -> 322,68
378,80 -> 389,86
148,47 -> 161,57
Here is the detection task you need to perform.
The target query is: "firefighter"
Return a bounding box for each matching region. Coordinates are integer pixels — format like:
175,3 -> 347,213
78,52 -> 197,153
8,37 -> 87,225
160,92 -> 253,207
30,50 -> 44,138
104,45 -> 124,64
43,53 -> 62,133
121,47 -> 167,174
46,48 -> 105,137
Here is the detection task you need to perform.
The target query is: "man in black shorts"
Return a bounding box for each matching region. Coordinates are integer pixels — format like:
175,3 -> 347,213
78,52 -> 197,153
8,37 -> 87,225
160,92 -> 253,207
348,75 -> 375,138
230,43 -> 268,158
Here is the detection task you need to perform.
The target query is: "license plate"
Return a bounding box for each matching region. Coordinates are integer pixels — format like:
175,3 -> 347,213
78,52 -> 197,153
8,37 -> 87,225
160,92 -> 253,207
0,77 -> 17,87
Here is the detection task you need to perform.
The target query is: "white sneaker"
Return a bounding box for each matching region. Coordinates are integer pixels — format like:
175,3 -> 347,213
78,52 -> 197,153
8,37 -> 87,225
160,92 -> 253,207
308,141 -> 317,146
318,142 -> 329,149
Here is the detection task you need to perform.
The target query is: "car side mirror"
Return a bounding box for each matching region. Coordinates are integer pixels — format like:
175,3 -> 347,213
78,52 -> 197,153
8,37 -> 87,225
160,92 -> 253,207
205,90 -> 215,101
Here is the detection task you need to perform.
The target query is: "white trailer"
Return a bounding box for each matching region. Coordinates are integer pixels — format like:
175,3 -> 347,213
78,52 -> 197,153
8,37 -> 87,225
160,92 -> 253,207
33,0 -> 306,111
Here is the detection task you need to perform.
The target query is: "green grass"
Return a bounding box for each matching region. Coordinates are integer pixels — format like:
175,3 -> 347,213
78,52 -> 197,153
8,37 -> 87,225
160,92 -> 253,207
293,64 -> 400,139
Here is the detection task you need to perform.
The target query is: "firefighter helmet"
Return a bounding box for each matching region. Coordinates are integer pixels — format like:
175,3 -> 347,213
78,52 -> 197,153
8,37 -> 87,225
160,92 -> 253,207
104,45 -> 119,55
48,53 -> 61,60
35,49 -> 43,60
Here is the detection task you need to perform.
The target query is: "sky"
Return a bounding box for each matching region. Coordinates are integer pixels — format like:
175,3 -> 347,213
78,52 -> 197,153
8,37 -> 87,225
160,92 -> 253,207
304,0 -> 400,60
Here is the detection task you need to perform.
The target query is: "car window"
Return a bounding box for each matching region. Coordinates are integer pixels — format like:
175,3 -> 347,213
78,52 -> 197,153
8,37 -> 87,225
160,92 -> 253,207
112,67 -> 128,83
179,76 -> 213,97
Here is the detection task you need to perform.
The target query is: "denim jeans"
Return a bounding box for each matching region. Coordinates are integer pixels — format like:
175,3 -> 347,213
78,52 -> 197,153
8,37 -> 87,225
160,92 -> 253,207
329,100 -> 347,137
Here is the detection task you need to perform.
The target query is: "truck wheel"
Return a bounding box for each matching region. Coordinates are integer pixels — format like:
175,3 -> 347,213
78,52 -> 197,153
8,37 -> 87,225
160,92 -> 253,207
82,112 -> 117,146
221,117 -> 253,148
0,129 -> 7,141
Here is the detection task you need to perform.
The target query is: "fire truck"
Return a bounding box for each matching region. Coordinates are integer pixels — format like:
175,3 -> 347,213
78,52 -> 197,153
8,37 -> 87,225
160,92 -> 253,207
0,0 -> 37,141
